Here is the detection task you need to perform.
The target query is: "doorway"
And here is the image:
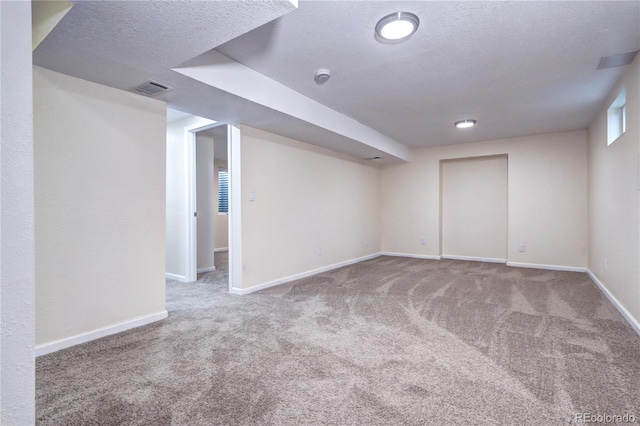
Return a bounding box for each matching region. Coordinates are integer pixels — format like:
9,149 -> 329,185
163,110 -> 242,291
194,129 -> 229,274
440,155 -> 508,262
186,123 -> 241,291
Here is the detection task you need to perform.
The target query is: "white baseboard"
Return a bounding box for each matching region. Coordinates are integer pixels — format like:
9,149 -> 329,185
228,286 -> 244,295
165,272 -> 187,282
214,247 -> 229,253
587,269 -> 640,336
230,253 -> 382,295
507,262 -> 587,273
35,310 -> 168,357
197,266 -> 216,273
443,254 -> 507,263
381,252 -> 442,260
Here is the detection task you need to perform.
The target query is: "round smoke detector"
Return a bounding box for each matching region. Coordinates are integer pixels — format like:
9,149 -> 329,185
315,69 -> 331,84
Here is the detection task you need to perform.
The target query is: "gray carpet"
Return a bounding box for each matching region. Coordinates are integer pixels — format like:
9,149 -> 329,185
36,254 -> 640,425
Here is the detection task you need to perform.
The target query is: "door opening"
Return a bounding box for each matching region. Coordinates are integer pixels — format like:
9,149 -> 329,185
185,122 -> 242,292
166,110 -> 242,292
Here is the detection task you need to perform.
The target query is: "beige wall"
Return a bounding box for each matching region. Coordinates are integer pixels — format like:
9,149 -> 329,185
588,55 -> 640,322
31,0 -> 73,50
214,159 -> 229,250
196,133 -> 215,269
382,130 -> 588,268
442,156 -> 508,260
240,126 -> 382,288
34,67 -> 167,345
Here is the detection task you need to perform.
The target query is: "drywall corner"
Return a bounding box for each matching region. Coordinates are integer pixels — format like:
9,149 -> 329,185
1,1 -> 36,423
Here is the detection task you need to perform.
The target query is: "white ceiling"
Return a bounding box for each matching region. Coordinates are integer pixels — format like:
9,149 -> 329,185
34,0 -> 640,160
166,108 -> 193,124
216,1 -> 640,148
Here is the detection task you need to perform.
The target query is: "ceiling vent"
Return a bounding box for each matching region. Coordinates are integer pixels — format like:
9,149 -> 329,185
597,50 -> 639,70
132,80 -> 173,97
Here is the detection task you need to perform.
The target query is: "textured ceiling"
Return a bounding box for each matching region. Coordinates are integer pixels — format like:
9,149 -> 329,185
33,0 -> 297,91
33,0 -> 409,162
216,1 -> 640,148
34,0 -> 640,160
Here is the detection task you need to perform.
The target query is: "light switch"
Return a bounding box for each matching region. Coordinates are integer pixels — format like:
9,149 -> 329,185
249,191 -> 256,201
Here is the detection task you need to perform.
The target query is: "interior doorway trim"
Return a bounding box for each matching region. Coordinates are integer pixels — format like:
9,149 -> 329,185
227,125 -> 243,293
184,121 -> 242,292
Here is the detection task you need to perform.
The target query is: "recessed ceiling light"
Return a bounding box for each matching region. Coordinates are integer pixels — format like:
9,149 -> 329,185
375,12 -> 419,43
454,119 -> 477,129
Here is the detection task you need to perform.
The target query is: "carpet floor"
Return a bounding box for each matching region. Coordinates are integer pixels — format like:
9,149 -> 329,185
36,254 -> 640,425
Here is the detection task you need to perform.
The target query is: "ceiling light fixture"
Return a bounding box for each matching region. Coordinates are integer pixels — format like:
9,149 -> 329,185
375,12 -> 419,43
454,119 -> 477,129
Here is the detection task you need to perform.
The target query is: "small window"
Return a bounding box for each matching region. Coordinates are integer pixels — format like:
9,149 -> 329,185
218,168 -> 229,214
607,89 -> 626,146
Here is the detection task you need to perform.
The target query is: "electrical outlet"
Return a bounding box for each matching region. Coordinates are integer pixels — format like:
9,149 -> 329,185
519,244 -> 526,252
364,240 -> 369,247
420,237 -> 427,246
604,258 -> 608,271
318,246 -> 323,256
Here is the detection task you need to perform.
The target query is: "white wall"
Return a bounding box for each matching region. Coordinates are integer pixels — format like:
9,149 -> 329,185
441,156 -> 508,260
166,118 -> 187,278
34,67 -> 167,347
240,126 -> 382,289
165,114 -> 215,279
196,133 -> 215,270
382,130 -> 588,269
215,159 -> 229,250
588,54 -> 640,324
1,2 -> 35,423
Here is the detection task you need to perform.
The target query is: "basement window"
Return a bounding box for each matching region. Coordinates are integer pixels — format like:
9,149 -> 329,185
218,168 -> 229,214
607,89 -> 626,146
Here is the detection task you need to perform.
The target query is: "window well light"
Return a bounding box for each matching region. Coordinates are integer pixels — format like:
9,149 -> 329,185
454,119 -> 477,129
375,12 -> 419,43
